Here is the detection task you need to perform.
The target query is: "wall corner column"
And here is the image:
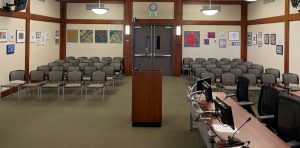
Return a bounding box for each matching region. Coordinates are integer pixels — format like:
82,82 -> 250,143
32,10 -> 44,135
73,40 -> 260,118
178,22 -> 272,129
60,2 -> 67,59
25,0 -> 30,82
284,0 -> 290,73
241,2 -> 248,61
123,0 -> 133,76
174,0 -> 183,76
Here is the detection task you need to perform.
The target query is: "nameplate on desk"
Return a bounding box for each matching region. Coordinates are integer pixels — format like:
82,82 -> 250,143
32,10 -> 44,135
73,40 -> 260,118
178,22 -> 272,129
212,124 -> 238,133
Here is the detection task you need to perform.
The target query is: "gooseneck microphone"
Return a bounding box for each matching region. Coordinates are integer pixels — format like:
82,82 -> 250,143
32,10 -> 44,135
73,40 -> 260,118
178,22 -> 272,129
135,48 -> 149,71
227,117 -> 252,146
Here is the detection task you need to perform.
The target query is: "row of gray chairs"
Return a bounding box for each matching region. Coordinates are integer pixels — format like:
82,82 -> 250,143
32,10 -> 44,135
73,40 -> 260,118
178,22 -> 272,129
63,56 -> 123,65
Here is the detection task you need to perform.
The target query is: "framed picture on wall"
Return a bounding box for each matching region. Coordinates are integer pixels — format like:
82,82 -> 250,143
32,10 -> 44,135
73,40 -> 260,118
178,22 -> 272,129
36,32 -> 41,38
16,30 -> 25,43
258,32 -> 262,38
276,45 -> 283,55
219,39 -> 226,48
30,33 -> 36,43
264,34 -> 269,44
247,32 -> 252,46
270,34 -> 276,45
252,34 -> 257,45
228,31 -> 240,41
258,41 -> 262,47
0,29 -> 8,42
9,33 -> 15,42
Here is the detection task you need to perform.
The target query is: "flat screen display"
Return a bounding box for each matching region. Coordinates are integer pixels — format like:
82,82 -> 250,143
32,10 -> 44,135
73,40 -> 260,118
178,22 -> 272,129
7,44 -> 15,54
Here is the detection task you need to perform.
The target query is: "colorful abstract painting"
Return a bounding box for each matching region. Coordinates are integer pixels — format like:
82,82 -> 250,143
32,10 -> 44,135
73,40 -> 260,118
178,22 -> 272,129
67,30 -> 78,43
109,30 -> 122,43
208,32 -> 215,38
184,31 -> 200,47
80,30 -> 93,43
95,30 -> 108,43
204,39 -> 209,45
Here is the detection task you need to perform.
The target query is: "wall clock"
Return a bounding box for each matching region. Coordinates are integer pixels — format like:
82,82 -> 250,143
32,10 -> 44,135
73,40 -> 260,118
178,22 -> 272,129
149,3 -> 157,11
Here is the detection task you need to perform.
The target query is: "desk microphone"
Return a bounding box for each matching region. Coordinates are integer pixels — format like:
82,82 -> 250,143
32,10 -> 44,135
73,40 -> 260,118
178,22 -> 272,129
227,117 -> 251,146
135,48 -> 149,71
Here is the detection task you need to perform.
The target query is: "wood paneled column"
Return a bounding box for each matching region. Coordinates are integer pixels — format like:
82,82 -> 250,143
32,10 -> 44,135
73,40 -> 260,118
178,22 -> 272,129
241,2 -> 247,61
60,2 -> 66,59
174,0 -> 183,76
284,0 -> 289,73
25,0 -> 30,81
123,0 -> 133,76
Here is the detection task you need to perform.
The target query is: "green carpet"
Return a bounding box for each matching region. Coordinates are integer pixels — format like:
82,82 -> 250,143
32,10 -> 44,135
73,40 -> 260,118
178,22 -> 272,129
0,76 -> 203,148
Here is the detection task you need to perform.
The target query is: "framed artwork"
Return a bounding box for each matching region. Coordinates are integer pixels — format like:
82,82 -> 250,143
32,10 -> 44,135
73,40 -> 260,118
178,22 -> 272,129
219,39 -> 226,48
40,34 -> 46,45
247,32 -> 252,46
258,32 -> 262,38
228,31 -> 240,41
0,29 -> 8,42
258,41 -> 262,47
67,30 -> 78,43
208,32 -> 215,38
232,42 -> 240,46
109,30 -> 123,43
55,30 -> 60,36
95,30 -> 108,43
30,33 -> 36,43
220,32 -> 226,39
45,31 -> 51,40
203,39 -> 209,45
184,31 -> 200,47
270,34 -> 276,45
252,34 -> 257,45
9,33 -> 15,42
276,45 -> 283,55
264,34 -> 269,44
36,32 -> 41,38
36,39 -> 41,46
55,39 -> 59,45
80,30 -> 93,43
16,30 -> 25,43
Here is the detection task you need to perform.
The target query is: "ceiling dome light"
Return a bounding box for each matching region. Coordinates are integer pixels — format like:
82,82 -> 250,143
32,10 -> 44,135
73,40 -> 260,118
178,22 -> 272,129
92,0 -> 109,14
201,0 -> 218,16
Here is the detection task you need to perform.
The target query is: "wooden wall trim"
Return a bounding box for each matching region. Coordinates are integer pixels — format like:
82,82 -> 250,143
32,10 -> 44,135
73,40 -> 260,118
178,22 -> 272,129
0,8 -> 27,19
133,0 -> 174,2
25,0 -> 30,82
247,15 -> 285,25
241,2 -> 247,61
30,14 -> 60,23
284,0 -> 290,73
289,13 -> 300,21
135,19 -> 175,25
182,1 -> 242,5
60,0 -> 124,4
60,2 -> 67,59
66,19 -> 124,24
182,20 -> 241,25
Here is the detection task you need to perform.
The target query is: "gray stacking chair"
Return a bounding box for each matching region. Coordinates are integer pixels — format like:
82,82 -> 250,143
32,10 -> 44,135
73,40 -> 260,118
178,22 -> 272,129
64,56 -> 75,63
231,68 -> 243,80
216,61 -> 226,68
86,71 -> 106,100
90,57 -> 100,63
69,59 -> 79,66
63,63 -> 73,72
236,64 -> 247,73
94,62 -> 105,71
282,73 -> 300,91
99,60 -> 109,66
221,64 -> 231,73
68,66 -> 80,72
37,65 -> 50,80
211,68 -> 223,83
113,57 -> 123,62
79,62 -> 89,71
243,61 -> 253,69
201,72 -> 217,90
111,59 -> 121,64
229,61 -> 238,68
82,59 -> 93,66
232,58 -> 243,64
51,66 -> 64,72
191,63 -> 202,80
261,73 -> 277,86
0,70 -> 26,101
252,64 -> 264,73
48,62 -> 59,68
21,70 -> 45,100
63,71 -> 83,101
201,61 -> 211,67
220,58 -> 230,64
102,57 -> 113,64
78,56 -> 88,62
103,66 -> 115,90
195,68 -> 207,80
111,62 -> 122,84
55,59 -> 65,66
41,71 -> 64,100
265,68 -> 281,83
195,58 -> 205,63
207,58 -> 217,64
221,73 -> 236,92
83,66 -> 97,81
242,73 -> 261,91
248,68 -> 262,83
205,64 -> 216,72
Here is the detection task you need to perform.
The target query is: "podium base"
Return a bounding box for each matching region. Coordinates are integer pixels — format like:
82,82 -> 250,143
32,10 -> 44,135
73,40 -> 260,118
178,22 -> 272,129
132,122 -> 161,127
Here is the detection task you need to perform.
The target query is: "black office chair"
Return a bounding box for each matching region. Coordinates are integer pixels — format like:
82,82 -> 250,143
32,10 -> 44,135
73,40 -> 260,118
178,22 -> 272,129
257,85 -> 280,131
236,76 -> 255,115
277,95 -> 300,147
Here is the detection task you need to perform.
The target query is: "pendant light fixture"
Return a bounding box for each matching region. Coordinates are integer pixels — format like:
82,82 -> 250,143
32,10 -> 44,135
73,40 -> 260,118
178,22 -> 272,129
91,0 -> 109,14
201,0 -> 218,16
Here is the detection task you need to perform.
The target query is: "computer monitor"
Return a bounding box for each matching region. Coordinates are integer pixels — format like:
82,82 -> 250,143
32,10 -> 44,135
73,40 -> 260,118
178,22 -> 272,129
7,44 -> 15,54
196,77 -> 211,91
14,0 -> 27,11
202,81 -> 213,102
214,97 -> 235,130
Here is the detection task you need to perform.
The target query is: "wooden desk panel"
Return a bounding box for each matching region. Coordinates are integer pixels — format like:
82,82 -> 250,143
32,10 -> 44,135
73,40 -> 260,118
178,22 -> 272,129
197,92 -> 289,148
132,71 -> 162,127
290,91 -> 300,98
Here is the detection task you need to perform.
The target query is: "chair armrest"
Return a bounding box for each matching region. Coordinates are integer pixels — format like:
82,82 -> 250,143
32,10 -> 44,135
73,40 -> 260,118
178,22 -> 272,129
287,140 -> 300,148
257,115 -> 275,121
238,101 -> 255,106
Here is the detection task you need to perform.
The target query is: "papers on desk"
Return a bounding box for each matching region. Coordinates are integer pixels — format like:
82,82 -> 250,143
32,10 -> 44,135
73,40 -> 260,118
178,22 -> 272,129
212,124 -> 238,133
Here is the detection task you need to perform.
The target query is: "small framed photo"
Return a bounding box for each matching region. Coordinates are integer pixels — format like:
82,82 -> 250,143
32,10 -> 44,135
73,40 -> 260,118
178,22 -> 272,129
36,32 -> 41,38
247,32 -> 252,46
9,33 -> 15,42
258,32 -> 262,38
30,33 -> 36,43
16,30 -> 25,43
219,39 -> 226,48
45,31 -> 51,40
40,34 -> 46,45
0,29 -> 8,42
258,41 -> 262,47
276,45 -> 283,55
252,34 -> 257,45
228,31 -> 240,41
264,34 -> 269,44
270,34 -> 276,45
55,30 -> 60,36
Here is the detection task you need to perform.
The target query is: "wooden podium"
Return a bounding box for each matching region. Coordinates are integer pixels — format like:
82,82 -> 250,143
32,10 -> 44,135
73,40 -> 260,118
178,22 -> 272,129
132,70 -> 162,127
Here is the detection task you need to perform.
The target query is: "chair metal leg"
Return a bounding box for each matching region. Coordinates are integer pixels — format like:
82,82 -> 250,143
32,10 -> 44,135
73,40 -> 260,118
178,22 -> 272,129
58,87 -> 61,101
102,87 -> 105,101
80,86 -> 83,102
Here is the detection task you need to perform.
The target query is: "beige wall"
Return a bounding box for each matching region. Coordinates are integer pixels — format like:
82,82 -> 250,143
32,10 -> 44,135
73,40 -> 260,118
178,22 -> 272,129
183,4 -> 241,21
67,3 -> 124,20
133,2 -> 174,19
30,20 -> 60,71
248,0 -> 284,20
31,0 -> 60,18
0,16 -> 25,89
66,24 -> 123,58
290,2 -> 300,14
182,25 -> 241,59
289,21 -> 300,77
247,23 -> 284,73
